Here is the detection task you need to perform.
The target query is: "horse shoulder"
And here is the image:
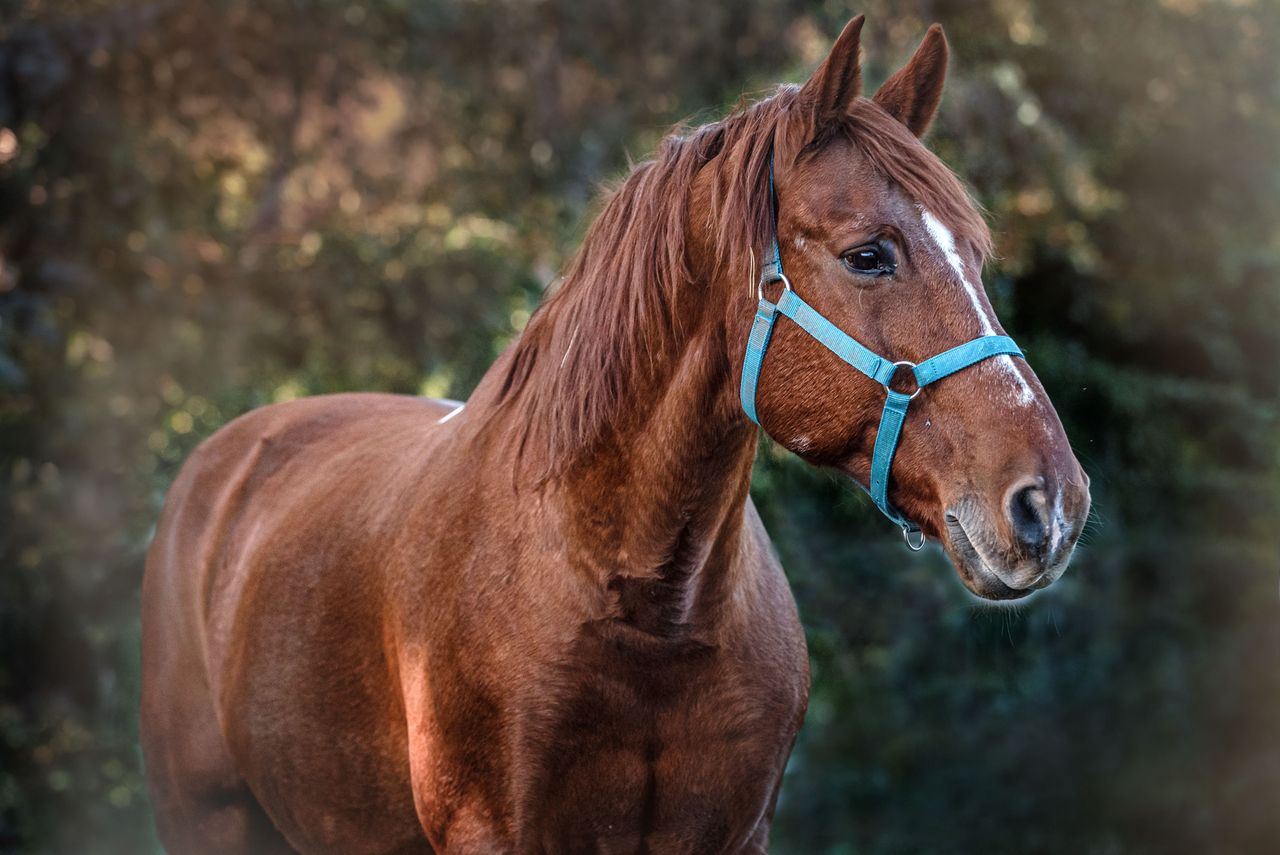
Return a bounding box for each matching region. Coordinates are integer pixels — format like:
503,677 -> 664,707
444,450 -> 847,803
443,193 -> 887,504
145,392 -> 461,851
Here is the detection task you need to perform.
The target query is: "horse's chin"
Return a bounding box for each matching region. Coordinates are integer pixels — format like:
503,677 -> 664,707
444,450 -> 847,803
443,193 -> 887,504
940,511 -> 1051,602
943,548 -> 1037,601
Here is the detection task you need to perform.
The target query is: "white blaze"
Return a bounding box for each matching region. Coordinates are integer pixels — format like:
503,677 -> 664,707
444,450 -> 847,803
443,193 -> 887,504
920,209 -> 1036,406
1049,487 -> 1065,555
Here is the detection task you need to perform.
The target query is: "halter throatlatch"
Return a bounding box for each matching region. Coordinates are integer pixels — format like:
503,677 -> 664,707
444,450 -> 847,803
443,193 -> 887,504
740,154 -> 1025,550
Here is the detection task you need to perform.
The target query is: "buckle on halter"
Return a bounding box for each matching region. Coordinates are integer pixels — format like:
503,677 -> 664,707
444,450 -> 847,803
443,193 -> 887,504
902,524 -> 926,551
756,272 -> 793,303
884,360 -> 922,400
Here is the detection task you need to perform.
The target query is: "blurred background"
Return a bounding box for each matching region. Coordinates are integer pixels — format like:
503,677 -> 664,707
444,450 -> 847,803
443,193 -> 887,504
1,0 -> 1277,852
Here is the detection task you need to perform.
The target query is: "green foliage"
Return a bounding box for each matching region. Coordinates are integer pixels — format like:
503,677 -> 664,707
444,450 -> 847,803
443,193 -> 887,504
1,1 -> 1277,852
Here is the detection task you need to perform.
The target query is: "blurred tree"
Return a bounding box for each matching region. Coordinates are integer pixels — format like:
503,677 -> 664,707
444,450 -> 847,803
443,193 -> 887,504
0,1 -> 1276,853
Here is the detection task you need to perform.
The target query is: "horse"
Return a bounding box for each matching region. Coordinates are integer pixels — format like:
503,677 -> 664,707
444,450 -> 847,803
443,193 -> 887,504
141,15 -> 1090,854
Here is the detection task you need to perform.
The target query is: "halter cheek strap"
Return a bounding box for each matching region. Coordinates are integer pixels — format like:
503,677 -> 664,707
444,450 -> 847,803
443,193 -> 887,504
741,156 -> 1025,549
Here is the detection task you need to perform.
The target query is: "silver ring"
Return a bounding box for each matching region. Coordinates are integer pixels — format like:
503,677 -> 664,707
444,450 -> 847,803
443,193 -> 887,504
756,273 -> 793,303
883,360 -> 922,400
902,526 -> 926,551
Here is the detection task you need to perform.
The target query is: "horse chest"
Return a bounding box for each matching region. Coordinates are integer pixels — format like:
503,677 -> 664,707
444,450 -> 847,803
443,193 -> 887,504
504,626 -> 804,852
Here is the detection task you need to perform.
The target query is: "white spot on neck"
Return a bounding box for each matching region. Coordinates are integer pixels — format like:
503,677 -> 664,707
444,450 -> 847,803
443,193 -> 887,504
920,209 -> 1036,406
560,323 -> 581,369
437,404 -> 464,424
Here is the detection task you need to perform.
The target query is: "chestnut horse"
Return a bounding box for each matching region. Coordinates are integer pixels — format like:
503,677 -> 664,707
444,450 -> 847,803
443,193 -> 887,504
142,16 -> 1089,854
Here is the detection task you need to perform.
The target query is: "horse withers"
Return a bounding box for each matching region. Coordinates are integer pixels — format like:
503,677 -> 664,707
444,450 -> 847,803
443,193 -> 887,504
142,16 -> 1089,854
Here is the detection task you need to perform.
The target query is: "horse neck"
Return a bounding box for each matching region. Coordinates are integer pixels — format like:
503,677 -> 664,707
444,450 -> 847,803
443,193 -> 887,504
462,150 -> 763,635
556,305 -> 760,636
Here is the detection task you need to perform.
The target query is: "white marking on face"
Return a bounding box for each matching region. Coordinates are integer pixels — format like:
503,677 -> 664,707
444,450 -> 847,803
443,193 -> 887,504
792,435 -> 812,452
437,404 -> 464,424
920,209 -> 1036,406
1048,486 -> 1065,554
794,236 -> 807,251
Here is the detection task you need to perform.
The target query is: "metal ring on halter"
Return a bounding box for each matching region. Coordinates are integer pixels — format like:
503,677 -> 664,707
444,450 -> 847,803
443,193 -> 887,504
884,360 -> 922,400
902,525 -> 926,551
756,272 -> 793,303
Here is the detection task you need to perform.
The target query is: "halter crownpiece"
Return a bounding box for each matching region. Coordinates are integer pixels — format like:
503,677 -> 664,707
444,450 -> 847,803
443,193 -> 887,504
740,154 -> 1025,550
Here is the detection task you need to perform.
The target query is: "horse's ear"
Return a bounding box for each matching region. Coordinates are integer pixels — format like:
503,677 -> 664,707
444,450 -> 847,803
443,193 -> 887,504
797,15 -> 865,138
872,23 -> 949,137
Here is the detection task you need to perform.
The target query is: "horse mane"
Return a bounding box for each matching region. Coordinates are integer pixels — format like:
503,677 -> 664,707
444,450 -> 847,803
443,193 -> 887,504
496,85 -> 990,476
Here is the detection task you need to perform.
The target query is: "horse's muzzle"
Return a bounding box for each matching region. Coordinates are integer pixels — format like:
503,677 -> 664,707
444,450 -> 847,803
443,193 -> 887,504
942,466 -> 1091,600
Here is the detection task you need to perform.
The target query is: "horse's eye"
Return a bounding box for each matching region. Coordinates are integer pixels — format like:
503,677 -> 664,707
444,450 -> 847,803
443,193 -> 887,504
842,244 -> 896,276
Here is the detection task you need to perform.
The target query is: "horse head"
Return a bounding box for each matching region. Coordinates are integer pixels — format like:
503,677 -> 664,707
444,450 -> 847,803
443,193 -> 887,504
707,17 -> 1091,599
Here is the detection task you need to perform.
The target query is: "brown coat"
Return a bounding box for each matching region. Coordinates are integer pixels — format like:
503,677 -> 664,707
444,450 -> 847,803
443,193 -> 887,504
141,16 -> 1087,854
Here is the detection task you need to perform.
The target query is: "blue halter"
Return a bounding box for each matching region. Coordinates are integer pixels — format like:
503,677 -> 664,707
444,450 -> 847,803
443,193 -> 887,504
740,156 -> 1025,549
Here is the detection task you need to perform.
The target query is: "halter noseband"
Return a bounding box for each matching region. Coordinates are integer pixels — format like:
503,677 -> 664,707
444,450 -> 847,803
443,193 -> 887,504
740,155 -> 1025,550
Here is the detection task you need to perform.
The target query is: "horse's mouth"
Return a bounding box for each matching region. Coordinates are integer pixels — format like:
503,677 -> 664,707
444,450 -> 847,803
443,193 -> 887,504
942,511 -> 1051,601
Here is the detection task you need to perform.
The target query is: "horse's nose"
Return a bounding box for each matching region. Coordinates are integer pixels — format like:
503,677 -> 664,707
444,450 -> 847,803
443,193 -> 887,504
1005,475 -> 1053,557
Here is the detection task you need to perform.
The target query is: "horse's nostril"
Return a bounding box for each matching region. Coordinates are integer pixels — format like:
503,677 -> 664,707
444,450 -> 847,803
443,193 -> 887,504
1007,482 -> 1050,550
